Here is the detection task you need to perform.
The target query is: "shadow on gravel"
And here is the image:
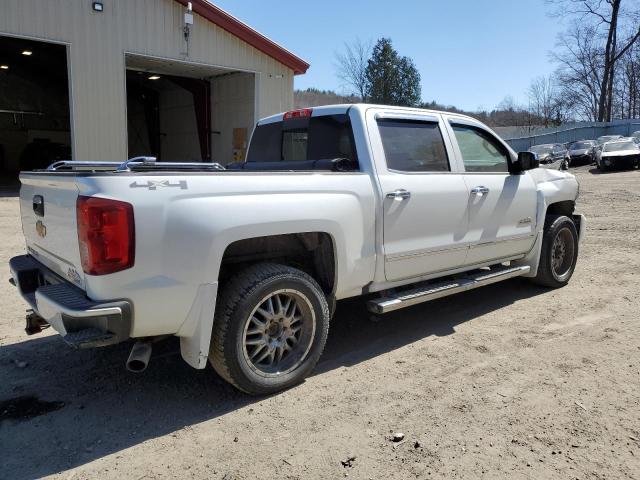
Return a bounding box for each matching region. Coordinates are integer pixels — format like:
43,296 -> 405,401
0,278 -> 546,479
588,166 -> 638,175
317,278 -> 547,374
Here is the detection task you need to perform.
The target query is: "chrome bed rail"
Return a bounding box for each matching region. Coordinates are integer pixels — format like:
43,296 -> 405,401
46,157 -> 225,172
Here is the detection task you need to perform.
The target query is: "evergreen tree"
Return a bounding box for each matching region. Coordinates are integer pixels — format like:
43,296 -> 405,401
364,38 -> 421,106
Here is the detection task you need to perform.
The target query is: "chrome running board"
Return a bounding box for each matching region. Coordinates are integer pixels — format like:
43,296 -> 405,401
367,265 -> 530,314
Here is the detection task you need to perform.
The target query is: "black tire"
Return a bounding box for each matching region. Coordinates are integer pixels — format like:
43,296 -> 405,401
531,215 -> 579,288
209,263 -> 329,395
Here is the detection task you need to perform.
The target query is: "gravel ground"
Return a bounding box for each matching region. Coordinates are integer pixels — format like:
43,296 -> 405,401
0,166 -> 639,479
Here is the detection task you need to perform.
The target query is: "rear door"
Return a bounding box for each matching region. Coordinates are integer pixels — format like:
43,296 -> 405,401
19,173 -> 85,289
444,118 -> 537,265
368,111 -> 470,282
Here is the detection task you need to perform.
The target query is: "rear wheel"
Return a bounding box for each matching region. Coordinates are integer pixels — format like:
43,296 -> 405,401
531,215 -> 579,288
209,263 -> 329,395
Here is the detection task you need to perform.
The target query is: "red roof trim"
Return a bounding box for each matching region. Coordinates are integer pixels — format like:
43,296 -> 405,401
174,0 -> 309,75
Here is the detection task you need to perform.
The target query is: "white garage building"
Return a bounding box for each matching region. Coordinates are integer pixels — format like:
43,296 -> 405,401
0,0 -> 308,178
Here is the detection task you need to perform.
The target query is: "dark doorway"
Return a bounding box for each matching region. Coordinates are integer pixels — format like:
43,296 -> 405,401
0,36 -> 71,183
126,70 -> 211,162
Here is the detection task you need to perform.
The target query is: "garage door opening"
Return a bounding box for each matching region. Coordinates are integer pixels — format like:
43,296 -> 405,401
125,54 -> 256,166
0,36 -> 71,183
126,69 -> 211,162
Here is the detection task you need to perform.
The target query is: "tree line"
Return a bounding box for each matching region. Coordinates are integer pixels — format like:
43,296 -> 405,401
334,0 -> 640,126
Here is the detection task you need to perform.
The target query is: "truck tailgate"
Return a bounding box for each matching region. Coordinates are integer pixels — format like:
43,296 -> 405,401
19,174 -> 85,289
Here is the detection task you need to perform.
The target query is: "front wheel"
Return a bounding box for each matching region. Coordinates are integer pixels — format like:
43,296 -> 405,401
531,215 -> 579,288
209,263 -> 329,395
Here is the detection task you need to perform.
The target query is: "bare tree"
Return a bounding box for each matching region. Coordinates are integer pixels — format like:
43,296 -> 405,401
552,23 -> 604,120
528,75 -> 567,126
613,41 -> 640,118
334,38 -> 372,100
549,0 -> 640,121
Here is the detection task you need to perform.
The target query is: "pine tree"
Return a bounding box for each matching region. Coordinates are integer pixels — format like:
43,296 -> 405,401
364,38 -> 421,106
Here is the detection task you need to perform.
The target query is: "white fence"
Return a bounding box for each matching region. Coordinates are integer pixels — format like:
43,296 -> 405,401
503,119 -> 640,152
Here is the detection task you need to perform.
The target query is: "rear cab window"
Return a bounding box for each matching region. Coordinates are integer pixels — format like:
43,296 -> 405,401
246,113 -> 358,169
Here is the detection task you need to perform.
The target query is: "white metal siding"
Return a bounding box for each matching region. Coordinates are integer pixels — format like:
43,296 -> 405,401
0,0 -> 295,161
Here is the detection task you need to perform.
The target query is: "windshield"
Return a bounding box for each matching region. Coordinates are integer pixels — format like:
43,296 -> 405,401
529,145 -> 553,154
603,141 -> 636,152
571,141 -> 593,150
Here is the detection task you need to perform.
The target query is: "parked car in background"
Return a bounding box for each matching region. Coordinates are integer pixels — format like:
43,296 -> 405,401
596,138 -> 640,171
596,135 -> 623,145
9,104 -> 585,395
567,140 -> 597,166
594,135 -> 624,164
528,143 -> 569,170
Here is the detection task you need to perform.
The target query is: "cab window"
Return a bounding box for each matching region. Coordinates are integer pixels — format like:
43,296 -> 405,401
377,119 -> 450,172
451,124 -> 510,173
247,114 -> 358,164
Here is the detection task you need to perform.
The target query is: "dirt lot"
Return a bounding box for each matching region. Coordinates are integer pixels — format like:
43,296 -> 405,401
1,166 -> 639,479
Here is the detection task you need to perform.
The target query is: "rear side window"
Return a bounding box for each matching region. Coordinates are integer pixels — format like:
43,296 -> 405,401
451,124 -> 510,173
377,120 -> 449,172
247,114 -> 358,164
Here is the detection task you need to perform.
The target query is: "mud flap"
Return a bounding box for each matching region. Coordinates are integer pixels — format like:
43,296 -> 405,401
177,283 -> 219,369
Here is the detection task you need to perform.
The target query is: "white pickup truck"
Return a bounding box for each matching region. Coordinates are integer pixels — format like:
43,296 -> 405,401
10,104 -> 585,395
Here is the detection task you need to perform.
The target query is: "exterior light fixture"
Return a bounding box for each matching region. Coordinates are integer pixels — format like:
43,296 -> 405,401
0,65 -> 9,70
148,75 -> 161,80
92,2 -> 104,12
22,50 -> 33,56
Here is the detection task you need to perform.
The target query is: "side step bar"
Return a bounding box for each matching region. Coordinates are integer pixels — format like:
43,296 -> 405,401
367,265 -> 530,314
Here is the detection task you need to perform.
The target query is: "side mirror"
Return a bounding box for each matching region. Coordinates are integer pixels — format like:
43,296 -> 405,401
510,151 -> 539,173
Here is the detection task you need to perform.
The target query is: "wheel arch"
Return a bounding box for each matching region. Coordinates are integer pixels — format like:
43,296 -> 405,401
218,231 -> 338,297
545,200 -> 575,218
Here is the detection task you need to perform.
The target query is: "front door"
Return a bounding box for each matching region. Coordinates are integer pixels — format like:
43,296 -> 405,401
372,114 -> 470,282
446,121 -> 537,265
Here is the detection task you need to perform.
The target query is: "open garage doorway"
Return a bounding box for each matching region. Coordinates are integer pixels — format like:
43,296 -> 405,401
125,54 -> 256,165
0,36 -> 71,184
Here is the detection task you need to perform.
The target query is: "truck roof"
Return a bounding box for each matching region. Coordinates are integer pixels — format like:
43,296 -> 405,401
257,103 -> 477,125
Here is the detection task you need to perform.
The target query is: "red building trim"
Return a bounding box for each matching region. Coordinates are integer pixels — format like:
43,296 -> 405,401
174,0 -> 309,75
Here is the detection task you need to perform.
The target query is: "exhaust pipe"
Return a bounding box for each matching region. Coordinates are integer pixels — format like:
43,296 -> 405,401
126,341 -> 152,373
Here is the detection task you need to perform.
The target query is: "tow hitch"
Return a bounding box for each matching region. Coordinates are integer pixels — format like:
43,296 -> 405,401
25,310 -> 49,335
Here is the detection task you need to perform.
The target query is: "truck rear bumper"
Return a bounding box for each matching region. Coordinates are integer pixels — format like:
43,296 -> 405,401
9,255 -> 131,348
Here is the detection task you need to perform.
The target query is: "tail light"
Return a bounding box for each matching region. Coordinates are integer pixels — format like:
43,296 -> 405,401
283,108 -> 312,120
77,196 -> 135,275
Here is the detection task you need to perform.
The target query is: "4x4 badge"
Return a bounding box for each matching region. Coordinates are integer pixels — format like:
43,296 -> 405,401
130,180 -> 187,190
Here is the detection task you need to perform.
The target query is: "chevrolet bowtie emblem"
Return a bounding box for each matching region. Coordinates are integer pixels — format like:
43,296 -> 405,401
35,220 -> 47,238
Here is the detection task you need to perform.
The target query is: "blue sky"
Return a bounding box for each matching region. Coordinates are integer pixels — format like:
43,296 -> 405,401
213,0 -> 565,111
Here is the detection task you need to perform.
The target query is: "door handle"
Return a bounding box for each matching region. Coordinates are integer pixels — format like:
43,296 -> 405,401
386,189 -> 411,201
470,186 -> 490,197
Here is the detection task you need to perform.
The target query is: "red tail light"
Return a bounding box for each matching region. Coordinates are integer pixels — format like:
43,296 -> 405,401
77,196 -> 135,275
283,108 -> 312,120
